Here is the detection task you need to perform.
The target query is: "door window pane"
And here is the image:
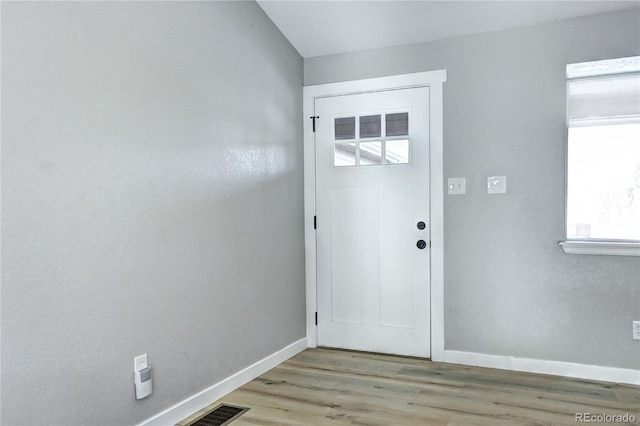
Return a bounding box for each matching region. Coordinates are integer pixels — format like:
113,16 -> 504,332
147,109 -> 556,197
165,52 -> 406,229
360,141 -> 382,165
335,117 -> 356,140
360,115 -> 381,138
333,111 -> 412,168
386,113 -> 409,136
335,143 -> 357,166
386,139 -> 409,164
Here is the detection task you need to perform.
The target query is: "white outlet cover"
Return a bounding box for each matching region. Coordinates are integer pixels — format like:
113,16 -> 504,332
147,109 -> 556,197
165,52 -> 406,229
633,321 -> 640,340
134,354 -> 148,372
448,177 -> 466,195
487,176 -> 507,194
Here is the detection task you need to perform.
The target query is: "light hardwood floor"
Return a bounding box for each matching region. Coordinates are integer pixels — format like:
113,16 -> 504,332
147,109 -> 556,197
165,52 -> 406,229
178,348 -> 640,426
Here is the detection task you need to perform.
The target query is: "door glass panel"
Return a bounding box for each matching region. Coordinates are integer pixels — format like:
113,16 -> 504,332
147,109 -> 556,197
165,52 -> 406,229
335,143 -> 356,166
386,113 -> 409,136
360,115 -> 381,138
335,117 -> 356,140
359,141 -> 382,165
334,112 -> 411,167
386,139 -> 409,164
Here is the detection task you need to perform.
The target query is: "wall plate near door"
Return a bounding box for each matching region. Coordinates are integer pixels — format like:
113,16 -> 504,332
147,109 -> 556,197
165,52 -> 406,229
448,177 -> 466,195
487,176 -> 507,194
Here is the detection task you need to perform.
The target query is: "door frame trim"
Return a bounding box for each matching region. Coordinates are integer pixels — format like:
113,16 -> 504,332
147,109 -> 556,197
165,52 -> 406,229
303,70 -> 447,361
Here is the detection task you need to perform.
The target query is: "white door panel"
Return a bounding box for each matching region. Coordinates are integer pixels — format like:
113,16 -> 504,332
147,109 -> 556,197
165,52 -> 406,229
315,87 -> 431,358
379,185 -> 413,329
330,186 -> 363,324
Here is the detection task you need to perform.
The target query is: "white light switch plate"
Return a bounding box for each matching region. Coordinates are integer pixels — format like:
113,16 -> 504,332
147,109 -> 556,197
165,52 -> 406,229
487,176 -> 507,194
134,354 -> 148,372
448,177 -> 466,195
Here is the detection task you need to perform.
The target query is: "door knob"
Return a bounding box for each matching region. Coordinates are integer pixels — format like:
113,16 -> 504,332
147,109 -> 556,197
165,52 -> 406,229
416,240 -> 427,249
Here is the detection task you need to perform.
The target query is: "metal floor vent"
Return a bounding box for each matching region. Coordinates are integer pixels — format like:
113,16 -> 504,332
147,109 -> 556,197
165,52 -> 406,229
190,404 -> 249,426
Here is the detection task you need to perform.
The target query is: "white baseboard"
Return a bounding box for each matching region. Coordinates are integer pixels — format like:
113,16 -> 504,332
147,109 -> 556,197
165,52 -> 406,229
443,350 -> 640,385
140,337 -> 308,426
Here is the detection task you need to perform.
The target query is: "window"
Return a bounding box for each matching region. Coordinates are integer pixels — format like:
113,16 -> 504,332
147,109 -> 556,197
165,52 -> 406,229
561,56 -> 640,256
333,112 -> 410,167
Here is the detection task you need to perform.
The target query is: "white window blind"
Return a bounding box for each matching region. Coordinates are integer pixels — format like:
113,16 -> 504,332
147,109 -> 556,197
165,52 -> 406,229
568,74 -> 640,126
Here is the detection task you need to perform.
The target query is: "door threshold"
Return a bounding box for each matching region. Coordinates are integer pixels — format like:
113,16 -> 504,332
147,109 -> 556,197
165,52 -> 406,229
316,346 -> 432,361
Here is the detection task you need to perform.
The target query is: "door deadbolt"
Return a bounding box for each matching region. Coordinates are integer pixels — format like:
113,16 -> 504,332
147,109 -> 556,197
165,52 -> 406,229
416,240 -> 427,249
417,221 -> 426,230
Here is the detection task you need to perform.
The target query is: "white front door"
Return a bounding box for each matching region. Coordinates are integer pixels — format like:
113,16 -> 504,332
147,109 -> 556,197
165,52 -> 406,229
315,87 -> 431,358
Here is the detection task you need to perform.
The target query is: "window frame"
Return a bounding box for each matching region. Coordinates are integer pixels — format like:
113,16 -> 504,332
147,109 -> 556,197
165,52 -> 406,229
560,57 -> 640,256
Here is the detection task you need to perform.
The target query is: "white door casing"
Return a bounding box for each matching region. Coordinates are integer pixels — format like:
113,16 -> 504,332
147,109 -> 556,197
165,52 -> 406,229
315,87 -> 430,357
303,70 -> 447,361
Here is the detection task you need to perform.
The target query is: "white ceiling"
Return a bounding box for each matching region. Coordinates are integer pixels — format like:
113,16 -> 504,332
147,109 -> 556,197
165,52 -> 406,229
257,1 -> 640,58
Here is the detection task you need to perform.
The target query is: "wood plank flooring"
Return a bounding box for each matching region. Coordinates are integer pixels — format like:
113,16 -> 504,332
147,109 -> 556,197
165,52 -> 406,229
178,348 -> 640,426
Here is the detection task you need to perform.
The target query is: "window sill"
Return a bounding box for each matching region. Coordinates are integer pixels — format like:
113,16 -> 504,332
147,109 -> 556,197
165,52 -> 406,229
559,241 -> 640,257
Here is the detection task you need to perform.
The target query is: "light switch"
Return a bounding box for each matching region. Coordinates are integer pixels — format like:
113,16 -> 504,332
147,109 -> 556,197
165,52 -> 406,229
448,177 -> 466,195
487,176 -> 507,194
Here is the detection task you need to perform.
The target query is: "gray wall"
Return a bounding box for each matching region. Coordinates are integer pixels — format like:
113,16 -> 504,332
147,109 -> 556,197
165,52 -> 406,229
306,10 -> 640,370
1,2 -> 304,425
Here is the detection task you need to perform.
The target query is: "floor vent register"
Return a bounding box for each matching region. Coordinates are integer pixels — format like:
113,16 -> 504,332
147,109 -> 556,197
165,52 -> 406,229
188,404 -> 250,426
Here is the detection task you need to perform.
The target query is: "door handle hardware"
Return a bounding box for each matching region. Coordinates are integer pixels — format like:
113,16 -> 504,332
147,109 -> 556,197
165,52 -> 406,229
416,240 -> 427,249
417,221 -> 426,230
